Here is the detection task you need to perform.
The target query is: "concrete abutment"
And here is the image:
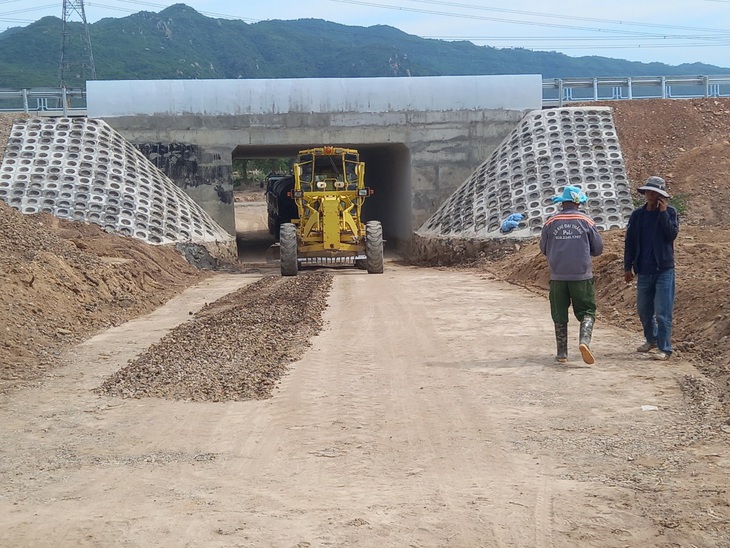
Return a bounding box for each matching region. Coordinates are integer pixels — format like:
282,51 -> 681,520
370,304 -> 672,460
105,108 -> 524,247
0,77 -> 633,263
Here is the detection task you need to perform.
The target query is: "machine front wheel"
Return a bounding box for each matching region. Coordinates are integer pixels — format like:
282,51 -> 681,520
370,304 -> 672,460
365,221 -> 384,274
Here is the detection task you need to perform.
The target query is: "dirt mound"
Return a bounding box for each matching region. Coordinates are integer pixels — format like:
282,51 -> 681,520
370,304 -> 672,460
0,201 -> 207,393
609,98 -> 730,228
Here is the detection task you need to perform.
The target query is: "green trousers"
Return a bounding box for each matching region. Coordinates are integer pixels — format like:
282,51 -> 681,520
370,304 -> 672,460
549,279 -> 597,324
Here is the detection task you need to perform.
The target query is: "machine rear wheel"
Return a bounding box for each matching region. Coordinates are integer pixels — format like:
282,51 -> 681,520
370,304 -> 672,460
365,220 -> 384,274
280,223 -> 298,276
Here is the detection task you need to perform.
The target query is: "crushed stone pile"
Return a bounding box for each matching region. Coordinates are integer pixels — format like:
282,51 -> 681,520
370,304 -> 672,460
97,272 -> 332,402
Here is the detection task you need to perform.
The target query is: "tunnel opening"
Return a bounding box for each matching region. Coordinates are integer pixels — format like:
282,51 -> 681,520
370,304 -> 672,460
231,142 -> 412,261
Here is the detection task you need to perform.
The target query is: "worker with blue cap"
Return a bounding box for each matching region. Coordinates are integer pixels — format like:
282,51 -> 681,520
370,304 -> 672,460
540,185 -> 604,364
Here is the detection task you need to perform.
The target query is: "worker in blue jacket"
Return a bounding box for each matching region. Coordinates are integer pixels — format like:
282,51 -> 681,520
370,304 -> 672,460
624,176 -> 680,361
540,186 -> 604,364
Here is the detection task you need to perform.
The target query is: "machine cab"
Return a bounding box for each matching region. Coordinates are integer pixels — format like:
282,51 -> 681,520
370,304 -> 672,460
294,147 -> 363,193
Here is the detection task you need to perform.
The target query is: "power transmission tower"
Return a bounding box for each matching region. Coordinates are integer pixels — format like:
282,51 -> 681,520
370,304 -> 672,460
58,0 -> 97,88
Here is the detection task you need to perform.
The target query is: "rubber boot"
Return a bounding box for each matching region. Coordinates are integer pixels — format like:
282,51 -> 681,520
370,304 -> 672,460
579,316 -> 595,365
554,323 -> 568,363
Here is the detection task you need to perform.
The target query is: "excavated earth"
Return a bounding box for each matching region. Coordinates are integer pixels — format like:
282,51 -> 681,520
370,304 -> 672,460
1,100 -> 730,420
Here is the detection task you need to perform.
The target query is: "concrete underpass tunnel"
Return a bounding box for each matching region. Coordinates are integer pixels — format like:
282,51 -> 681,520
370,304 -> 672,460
231,142 -> 412,252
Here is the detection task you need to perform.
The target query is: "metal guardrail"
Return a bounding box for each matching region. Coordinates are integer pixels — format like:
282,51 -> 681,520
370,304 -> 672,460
3,76 -> 730,114
0,87 -> 87,115
543,75 -> 730,107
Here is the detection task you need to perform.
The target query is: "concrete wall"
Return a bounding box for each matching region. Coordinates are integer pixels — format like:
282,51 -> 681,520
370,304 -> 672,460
87,75 -> 541,116
88,76 -> 542,244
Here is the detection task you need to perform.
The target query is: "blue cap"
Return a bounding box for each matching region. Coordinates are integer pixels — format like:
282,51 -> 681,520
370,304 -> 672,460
552,185 -> 587,204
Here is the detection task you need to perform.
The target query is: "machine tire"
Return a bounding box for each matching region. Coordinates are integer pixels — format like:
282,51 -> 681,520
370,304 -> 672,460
280,223 -> 298,276
355,259 -> 367,270
365,220 -> 384,274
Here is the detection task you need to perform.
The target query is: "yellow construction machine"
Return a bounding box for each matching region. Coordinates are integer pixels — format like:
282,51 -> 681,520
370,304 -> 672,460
277,146 -> 383,276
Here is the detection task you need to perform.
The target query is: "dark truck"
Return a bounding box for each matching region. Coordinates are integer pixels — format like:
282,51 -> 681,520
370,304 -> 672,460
265,173 -> 297,239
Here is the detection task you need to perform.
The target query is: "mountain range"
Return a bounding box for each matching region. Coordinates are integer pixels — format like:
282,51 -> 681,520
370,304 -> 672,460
1,3 -> 728,89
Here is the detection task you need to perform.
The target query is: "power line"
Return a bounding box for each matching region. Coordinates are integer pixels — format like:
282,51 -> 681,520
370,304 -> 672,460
0,3 -> 58,15
401,0 -> 730,34
1,0 -> 728,59
86,1 -> 258,22
0,17 -> 35,24
328,0 -> 730,37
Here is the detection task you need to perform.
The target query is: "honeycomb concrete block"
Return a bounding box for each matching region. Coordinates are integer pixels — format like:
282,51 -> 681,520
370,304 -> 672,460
0,117 -> 236,261
417,107 -> 633,239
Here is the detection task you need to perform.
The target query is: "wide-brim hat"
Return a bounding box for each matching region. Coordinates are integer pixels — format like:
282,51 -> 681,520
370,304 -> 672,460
637,176 -> 670,198
552,185 -> 587,204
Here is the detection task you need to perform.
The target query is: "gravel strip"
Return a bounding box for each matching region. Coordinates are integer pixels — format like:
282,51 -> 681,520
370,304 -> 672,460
97,272 -> 333,401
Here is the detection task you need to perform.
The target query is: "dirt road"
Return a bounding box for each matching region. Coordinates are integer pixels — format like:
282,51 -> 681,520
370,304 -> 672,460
1,263 -> 729,547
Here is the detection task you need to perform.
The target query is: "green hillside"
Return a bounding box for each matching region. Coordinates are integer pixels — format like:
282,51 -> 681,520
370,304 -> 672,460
0,3 -> 728,89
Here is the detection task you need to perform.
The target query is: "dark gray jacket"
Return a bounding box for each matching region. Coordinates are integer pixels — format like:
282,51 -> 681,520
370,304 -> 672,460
540,209 -> 604,281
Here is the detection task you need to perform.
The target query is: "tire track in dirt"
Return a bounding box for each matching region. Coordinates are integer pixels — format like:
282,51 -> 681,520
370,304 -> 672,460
235,266 -> 559,546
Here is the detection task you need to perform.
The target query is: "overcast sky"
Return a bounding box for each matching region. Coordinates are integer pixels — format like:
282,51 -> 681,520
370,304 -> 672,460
3,0 -> 730,68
